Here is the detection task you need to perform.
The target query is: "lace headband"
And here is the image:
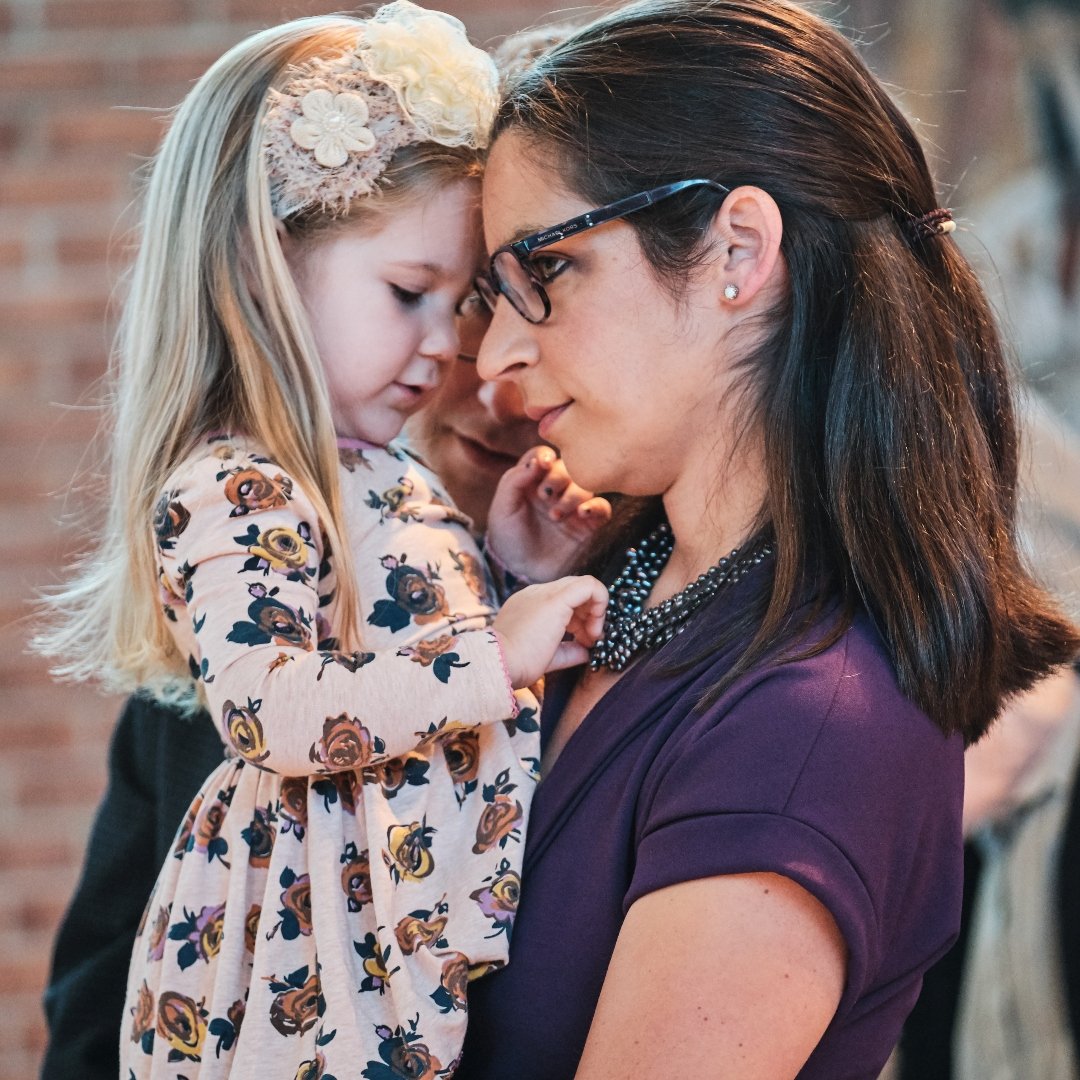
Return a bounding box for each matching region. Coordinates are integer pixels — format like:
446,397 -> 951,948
263,1 -> 498,218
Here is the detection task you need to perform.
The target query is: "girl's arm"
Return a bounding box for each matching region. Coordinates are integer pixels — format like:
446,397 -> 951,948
159,446 -> 604,776
160,451 -> 521,776
575,873 -> 846,1080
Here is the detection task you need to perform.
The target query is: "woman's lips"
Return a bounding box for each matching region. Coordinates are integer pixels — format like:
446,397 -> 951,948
536,403 -> 569,441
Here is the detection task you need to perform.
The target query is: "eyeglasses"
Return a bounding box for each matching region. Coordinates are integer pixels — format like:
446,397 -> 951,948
474,178 -> 731,324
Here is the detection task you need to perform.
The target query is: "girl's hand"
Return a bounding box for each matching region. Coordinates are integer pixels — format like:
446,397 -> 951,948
486,447 -> 613,583
493,575 -> 609,688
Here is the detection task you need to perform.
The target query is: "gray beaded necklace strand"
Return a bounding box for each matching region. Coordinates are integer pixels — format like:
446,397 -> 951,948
589,522 -> 773,672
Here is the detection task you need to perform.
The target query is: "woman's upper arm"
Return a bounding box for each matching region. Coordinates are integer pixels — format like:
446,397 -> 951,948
575,872 -> 847,1080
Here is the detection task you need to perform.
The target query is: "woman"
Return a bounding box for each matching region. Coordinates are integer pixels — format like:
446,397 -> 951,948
459,1 -> 1080,1077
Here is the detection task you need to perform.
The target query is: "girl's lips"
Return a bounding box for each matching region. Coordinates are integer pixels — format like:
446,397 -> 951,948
389,382 -> 434,408
537,403 -> 569,441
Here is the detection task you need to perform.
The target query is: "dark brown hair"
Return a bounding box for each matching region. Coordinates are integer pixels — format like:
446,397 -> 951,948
495,0 -> 1078,743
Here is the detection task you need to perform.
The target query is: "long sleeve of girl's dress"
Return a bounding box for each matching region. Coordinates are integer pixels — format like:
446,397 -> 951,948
153,437 -> 519,776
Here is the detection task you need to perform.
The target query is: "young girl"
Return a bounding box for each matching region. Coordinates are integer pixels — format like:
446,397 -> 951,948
36,5 -> 607,1076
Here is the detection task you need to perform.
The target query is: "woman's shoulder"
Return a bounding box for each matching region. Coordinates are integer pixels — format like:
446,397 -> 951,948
647,604 -> 963,830
724,606 -> 953,756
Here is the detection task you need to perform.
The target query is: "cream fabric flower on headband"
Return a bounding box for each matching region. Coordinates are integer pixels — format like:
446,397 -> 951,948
289,89 -> 376,168
360,1 -> 498,146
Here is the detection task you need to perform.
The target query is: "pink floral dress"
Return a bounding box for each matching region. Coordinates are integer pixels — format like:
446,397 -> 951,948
120,433 -> 538,1079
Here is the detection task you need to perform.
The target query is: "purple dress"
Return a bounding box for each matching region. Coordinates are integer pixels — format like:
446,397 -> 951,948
457,575 -> 965,1079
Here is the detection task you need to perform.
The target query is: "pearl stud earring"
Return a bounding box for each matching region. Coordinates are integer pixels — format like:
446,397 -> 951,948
724,284 -> 739,301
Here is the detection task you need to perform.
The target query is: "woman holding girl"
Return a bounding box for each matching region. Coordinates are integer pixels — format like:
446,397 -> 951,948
457,1 -> 1080,1077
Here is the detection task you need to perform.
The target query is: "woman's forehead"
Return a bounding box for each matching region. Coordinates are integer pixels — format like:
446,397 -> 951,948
481,132 -> 586,249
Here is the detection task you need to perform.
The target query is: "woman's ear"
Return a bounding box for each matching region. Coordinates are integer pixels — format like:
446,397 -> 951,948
708,185 -> 784,306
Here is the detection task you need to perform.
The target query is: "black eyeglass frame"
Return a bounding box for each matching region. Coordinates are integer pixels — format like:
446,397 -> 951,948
475,177 -> 731,324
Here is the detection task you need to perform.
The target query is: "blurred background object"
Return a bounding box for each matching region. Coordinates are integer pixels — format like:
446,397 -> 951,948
2,0 -> 1079,1076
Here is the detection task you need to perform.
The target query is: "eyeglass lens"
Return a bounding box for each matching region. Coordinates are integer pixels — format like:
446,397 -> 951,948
491,249 -> 548,322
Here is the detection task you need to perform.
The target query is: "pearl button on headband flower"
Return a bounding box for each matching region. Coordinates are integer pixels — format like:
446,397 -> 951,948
263,1 -> 498,218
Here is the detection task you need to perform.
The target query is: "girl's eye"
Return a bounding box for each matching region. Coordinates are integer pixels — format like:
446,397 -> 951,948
391,284 -> 424,306
528,253 -> 570,284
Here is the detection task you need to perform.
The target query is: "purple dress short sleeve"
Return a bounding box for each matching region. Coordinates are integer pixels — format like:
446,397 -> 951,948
457,587 -> 964,1080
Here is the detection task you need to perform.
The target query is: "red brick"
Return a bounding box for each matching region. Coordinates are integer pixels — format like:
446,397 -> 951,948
1,54 -> 109,93
0,925 -> 55,988
0,165 -> 120,208
49,105 -> 167,157
11,748 -> 107,806
1,996 -> 49,1056
0,117 -> 21,156
44,0 -> 190,31
225,0 -> 333,21
0,236 -> 24,268
134,46 -> 229,87
0,287 -> 113,329
0,4 -> 12,37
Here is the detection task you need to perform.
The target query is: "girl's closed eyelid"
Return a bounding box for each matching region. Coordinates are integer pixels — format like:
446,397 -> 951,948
390,283 -> 425,305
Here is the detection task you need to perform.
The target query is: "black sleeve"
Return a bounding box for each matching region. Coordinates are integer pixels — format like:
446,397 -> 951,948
40,695 -> 223,1080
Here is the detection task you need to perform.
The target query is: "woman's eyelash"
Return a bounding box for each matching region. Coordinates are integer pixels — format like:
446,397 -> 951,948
529,254 -> 570,283
390,284 -> 424,306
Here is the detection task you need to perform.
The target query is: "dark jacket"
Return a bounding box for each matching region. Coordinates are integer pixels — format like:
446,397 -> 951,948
41,696 -> 223,1080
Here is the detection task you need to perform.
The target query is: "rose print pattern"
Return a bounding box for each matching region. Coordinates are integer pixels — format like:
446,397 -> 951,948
429,952 -> 469,1014
221,461 -> 293,517
268,868 -> 313,941
153,490 -> 190,552
268,965 -> 323,1036
368,554 -> 465,635
473,769 -> 524,854
340,841 -> 373,912
361,1018 -> 446,1080
121,436 -> 538,1077
168,903 -> 225,969
365,477 -> 422,523
384,818 -> 437,885
394,899 -> 449,956
308,713 -> 385,771
354,931 -> 399,993
223,698 -> 270,763
470,859 -> 520,939
157,990 -> 208,1063
235,520 -> 316,581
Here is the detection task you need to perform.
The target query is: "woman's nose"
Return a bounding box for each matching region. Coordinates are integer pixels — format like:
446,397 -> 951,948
475,300 -> 537,383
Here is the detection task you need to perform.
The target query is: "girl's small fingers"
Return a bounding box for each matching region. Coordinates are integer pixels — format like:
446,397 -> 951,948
548,640 -> 590,672
575,496 -> 613,527
538,459 -> 572,503
521,445 -> 556,476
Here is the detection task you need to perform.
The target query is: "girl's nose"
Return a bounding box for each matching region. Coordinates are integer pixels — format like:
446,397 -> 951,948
420,316 -> 460,364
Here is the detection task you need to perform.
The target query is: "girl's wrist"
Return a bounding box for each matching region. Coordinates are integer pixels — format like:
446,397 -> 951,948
482,531 -> 536,600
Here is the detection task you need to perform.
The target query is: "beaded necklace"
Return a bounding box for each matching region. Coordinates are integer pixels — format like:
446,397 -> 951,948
589,522 -> 773,672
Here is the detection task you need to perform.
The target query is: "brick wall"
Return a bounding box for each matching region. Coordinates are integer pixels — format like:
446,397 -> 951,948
0,0 -> 1063,1076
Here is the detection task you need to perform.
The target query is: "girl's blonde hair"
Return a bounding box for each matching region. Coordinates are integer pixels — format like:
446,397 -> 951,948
35,15 -> 483,700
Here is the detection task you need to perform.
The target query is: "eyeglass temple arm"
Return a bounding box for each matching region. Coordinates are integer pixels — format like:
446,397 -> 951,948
516,179 -> 730,253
